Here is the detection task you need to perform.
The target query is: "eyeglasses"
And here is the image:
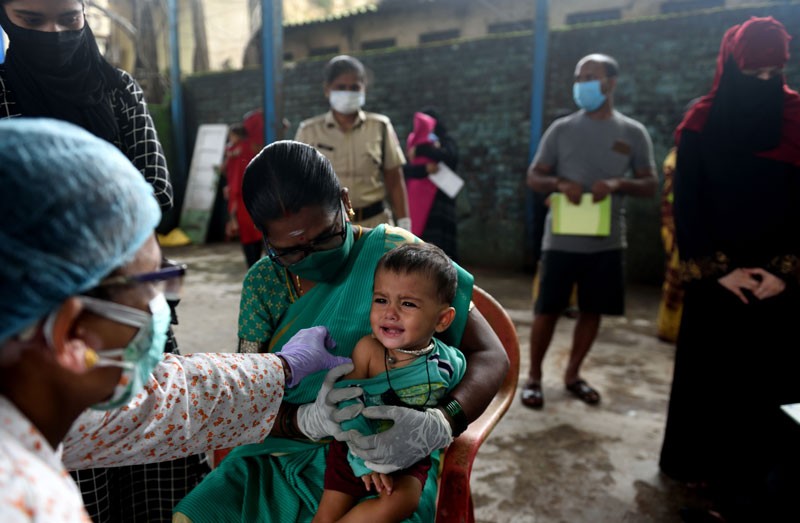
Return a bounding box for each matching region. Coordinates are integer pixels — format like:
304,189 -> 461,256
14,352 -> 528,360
95,263 -> 187,299
264,205 -> 346,267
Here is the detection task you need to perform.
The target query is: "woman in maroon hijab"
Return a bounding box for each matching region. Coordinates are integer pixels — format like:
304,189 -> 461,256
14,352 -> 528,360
660,17 -> 800,522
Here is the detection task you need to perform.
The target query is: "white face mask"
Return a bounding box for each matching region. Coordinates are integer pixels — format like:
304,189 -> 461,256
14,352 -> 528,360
44,294 -> 170,411
329,90 -> 365,115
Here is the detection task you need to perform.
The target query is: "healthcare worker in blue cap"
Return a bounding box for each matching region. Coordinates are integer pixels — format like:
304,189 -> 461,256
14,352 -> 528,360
0,119 -> 354,522
0,2 -> 189,516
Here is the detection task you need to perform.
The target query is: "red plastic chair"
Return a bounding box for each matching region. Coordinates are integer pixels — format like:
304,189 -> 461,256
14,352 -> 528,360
212,285 -> 520,522
434,285 -> 520,523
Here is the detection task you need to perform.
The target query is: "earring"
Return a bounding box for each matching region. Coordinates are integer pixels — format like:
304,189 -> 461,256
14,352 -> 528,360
84,348 -> 99,368
347,207 -> 355,219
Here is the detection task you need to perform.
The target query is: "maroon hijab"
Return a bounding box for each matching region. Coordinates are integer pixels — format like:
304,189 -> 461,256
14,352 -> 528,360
676,17 -> 800,166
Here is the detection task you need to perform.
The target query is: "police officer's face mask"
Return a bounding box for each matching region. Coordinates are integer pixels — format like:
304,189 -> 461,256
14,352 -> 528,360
329,91 -> 365,115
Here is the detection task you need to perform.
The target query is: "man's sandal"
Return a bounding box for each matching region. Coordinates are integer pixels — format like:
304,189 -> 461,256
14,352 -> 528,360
521,382 -> 544,409
565,379 -> 601,405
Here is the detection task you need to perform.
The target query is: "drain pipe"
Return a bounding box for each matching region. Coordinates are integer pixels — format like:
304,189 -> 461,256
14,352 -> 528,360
168,0 -> 187,180
525,0 -> 550,267
261,0 -> 283,144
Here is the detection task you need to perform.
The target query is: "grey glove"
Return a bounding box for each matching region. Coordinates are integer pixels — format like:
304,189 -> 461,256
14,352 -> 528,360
276,326 -> 351,387
296,363 -> 364,441
346,405 -> 453,474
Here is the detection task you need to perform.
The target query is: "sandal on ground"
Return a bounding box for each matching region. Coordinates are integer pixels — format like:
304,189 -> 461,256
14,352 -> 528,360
565,379 -> 601,405
520,382 -> 544,409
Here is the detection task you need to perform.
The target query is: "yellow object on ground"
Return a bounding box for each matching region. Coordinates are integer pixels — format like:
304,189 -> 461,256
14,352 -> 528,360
158,228 -> 192,247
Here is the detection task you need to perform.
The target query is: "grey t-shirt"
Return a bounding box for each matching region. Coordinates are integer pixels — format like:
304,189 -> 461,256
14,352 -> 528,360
533,110 -> 655,253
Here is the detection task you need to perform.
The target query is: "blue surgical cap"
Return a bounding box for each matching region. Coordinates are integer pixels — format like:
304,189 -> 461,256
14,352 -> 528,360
0,118 -> 162,344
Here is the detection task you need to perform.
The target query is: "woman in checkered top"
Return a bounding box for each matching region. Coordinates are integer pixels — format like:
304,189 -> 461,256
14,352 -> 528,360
0,0 -> 172,211
0,1 -> 200,521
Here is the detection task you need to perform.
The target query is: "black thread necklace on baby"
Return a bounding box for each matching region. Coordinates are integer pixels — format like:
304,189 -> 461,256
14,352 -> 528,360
382,340 -> 435,410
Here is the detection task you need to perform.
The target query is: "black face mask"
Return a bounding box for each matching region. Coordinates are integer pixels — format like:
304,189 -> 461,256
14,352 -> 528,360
0,6 -> 125,143
704,58 -> 785,152
5,24 -> 85,72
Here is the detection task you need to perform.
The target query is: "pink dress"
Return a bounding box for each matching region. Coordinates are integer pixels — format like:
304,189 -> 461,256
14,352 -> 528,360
405,112 -> 440,236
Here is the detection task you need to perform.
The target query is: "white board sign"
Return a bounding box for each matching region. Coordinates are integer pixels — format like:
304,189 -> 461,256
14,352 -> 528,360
180,124 -> 229,244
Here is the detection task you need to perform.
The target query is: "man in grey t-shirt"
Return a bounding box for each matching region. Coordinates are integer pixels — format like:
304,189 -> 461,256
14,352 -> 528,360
522,54 -> 657,409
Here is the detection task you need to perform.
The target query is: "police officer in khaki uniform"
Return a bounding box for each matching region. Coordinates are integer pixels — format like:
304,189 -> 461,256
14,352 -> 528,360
295,55 -> 411,230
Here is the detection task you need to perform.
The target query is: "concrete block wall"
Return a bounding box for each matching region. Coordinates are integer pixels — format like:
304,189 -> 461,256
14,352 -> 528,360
182,3 -> 800,282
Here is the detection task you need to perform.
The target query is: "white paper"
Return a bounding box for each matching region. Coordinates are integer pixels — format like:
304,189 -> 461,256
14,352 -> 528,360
428,163 -> 464,199
781,403 -> 800,425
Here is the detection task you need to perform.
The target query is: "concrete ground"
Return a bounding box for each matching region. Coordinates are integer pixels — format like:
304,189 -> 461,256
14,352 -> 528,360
166,242 -> 696,523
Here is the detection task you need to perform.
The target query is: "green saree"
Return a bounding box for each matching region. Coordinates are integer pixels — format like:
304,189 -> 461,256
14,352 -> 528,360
175,225 -> 474,522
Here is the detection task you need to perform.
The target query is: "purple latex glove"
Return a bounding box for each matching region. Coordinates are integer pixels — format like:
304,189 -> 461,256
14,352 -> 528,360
277,326 -> 351,387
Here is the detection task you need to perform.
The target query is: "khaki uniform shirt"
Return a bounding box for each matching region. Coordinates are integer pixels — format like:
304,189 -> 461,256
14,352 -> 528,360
295,110 -> 406,209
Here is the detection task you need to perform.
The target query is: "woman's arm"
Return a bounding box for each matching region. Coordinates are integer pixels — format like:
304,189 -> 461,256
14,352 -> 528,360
116,71 -> 174,211
381,119 -> 410,225
62,352 -> 285,469
236,263 -> 284,354
761,167 -> 800,285
403,163 -> 431,180
446,307 -> 508,422
674,131 -> 726,281
384,166 -> 410,222
64,327 -> 350,467
415,139 -> 458,170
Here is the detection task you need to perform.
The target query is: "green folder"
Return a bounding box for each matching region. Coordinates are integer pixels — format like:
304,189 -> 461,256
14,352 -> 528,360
551,193 -> 611,236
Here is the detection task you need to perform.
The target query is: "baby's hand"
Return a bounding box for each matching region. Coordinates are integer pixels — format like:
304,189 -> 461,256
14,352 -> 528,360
361,471 -> 394,495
